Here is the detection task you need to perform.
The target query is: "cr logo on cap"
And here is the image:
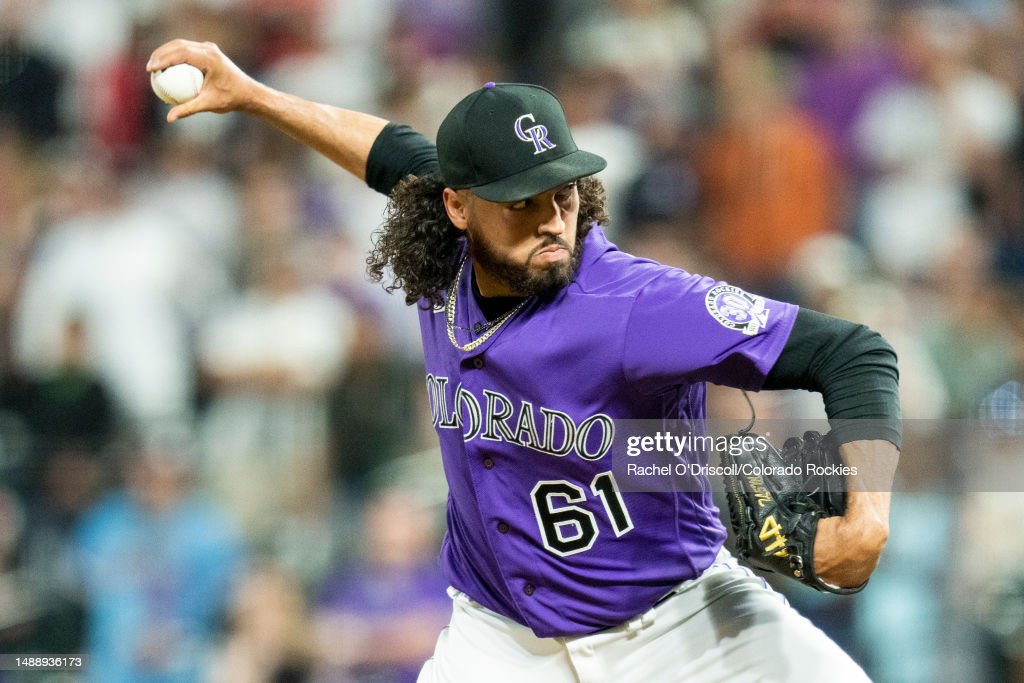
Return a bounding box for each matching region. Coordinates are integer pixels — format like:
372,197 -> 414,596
514,113 -> 557,155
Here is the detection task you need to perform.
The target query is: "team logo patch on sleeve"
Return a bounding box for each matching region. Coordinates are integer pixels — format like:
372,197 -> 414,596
705,285 -> 769,335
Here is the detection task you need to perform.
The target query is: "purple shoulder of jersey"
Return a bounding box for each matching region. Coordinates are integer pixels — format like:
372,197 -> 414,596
416,226 -> 798,637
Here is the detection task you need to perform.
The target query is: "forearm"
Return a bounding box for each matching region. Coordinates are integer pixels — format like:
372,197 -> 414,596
815,439 -> 897,587
244,83 -> 388,181
147,39 -> 389,182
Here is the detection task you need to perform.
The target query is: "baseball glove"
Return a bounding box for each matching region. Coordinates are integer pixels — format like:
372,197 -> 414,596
720,430 -> 865,594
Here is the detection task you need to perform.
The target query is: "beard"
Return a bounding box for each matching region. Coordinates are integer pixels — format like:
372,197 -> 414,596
464,221 -> 583,298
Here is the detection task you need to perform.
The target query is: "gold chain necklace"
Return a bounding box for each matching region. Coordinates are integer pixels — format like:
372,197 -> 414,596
446,256 -> 529,352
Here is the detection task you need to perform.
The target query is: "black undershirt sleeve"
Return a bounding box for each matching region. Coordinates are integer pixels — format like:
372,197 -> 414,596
365,123 -> 440,196
763,307 -> 902,448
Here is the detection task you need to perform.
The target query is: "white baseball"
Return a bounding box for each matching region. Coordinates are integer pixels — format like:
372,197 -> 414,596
150,63 -> 204,105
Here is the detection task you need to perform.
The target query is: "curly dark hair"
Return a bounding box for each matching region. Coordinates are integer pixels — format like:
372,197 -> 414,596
366,174 -> 609,307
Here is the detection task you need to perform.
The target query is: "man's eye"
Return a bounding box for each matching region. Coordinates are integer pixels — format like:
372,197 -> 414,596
509,200 -> 528,210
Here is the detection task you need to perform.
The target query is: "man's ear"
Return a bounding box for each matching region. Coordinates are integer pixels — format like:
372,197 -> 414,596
443,188 -> 470,232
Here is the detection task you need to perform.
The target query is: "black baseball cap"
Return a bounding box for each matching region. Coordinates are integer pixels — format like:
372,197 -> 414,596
436,82 -> 607,202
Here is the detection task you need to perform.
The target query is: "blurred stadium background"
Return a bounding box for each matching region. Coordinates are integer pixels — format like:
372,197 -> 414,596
1,0 -> 1023,680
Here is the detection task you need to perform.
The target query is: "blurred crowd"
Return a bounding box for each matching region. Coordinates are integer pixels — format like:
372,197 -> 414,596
1,0 -> 1023,681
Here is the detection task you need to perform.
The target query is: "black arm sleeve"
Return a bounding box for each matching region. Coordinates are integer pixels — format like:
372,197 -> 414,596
365,123 -> 440,196
764,307 -> 901,448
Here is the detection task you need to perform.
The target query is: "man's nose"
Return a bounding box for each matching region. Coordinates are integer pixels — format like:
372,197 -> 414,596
538,198 -> 565,235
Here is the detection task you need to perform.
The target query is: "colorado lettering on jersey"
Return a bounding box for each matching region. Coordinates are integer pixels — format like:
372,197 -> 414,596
425,374 -> 614,461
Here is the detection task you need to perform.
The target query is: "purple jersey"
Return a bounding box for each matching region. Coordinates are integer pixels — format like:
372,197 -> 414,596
418,226 -> 797,637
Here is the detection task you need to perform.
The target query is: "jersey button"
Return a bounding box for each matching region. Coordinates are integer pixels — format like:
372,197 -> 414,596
497,521 -> 509,534
523,583 -> 535,596
472,357 -> 485,369
483,457 -> 494,469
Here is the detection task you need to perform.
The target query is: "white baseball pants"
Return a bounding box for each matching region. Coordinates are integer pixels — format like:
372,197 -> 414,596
417,550 -> 869,683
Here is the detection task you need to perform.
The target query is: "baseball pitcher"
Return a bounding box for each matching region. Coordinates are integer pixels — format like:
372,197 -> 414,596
147,40 -> 900,682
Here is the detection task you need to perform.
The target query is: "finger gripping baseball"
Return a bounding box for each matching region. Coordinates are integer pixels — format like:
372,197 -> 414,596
721,431 -> 865,594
